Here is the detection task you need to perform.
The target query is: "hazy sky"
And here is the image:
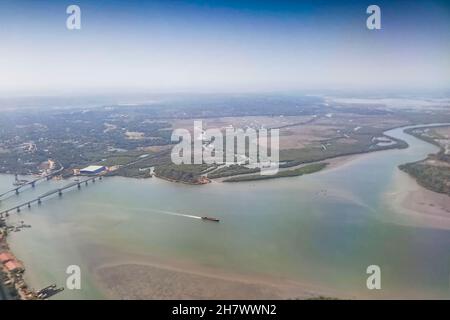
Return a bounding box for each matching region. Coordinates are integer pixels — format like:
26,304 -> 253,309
0,0 -> 449,95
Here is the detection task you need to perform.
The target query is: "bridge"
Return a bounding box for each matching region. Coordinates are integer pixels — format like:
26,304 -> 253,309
0,167 -> 64,200
0,175 -> 103,217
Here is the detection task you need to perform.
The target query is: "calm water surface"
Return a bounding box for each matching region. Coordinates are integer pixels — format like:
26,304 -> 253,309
1,124 -> 450,299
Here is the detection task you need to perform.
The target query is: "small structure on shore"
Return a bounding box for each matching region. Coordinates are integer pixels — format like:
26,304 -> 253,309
196,176 -> 210,184
0,252 -> 15,263
36,284 -> 64,299
0,252 -> 24,273
13,174 -> 28,187
4,260 -> 24,273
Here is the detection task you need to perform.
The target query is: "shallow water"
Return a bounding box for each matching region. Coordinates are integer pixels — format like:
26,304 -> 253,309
1,124 -> 450,299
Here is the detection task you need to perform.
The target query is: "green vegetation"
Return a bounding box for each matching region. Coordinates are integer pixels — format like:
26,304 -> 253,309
403,127 -> 442,148
399,125 -> 450,196
223,162 -> 328,182
154,164 -> 214,184
207,164 -> 260,179
280,134 -> 407,168
98,152 -> 146,167
0,107 -> 172,175
399,162 -> 450,195
108,149 -> 173,178
0,95 -> 447,183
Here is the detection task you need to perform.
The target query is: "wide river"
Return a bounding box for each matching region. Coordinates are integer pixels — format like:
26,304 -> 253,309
1,124 -> 450,299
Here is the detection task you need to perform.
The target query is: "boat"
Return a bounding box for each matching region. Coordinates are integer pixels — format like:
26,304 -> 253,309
37,284 -> 56,295
201,216 -> 220,222
37,284 -> 64,299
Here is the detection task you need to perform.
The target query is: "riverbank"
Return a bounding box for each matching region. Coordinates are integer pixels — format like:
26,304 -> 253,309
211,152 -> 366,183
89,246 -> 346,300
2,123 -> 450,300
382,124 -> 450,230
0,225 -> 33,300
95,263 -> 342,300
399,125 -> 450,195
386,169 -> 450,230
0,178 -> 67,300
153,173 -> 210,185
223,163 -> 328,182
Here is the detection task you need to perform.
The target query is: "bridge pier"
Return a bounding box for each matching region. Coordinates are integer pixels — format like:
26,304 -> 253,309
1,176 -> 105,217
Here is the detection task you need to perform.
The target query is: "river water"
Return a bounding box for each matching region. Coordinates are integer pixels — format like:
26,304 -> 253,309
1,124 -> 449,299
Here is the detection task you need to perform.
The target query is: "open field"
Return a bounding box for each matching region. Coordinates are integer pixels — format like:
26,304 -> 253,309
223,163 -> 328,182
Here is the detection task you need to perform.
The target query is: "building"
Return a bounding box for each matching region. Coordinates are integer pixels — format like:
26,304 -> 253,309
4,260 -> 24,273
79,165 -> 106,175
0,252 -> 15,263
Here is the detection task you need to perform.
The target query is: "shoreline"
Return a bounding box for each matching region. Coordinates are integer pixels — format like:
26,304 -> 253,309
153,173 -> 210,186
87,245 -> 348,300
212,152 -> 378,183
0,225 -> 35,300
385,170 -> 450,230
94,263 -> 344,300
0,133 -> 412,300
2,123 -> 449,299
383,123 -> 450,230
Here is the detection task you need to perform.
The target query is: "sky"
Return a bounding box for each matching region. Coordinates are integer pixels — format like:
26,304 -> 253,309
0,0 -> 449,95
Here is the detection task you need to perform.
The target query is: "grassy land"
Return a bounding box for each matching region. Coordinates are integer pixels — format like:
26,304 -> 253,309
223,162 -> 328,182
399,162 -> 450,195
399,125 -> 450,196
207,164 -> 260,179
279,134 -> 408,168
106,148 -> 172,178
154,164 -> 214,184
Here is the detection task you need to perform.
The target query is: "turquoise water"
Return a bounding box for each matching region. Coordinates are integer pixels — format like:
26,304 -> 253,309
1,124 -> 450,299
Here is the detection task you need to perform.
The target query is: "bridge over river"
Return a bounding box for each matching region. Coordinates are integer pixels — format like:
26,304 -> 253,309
0,176 -> 103,217
0,167 -> 65,200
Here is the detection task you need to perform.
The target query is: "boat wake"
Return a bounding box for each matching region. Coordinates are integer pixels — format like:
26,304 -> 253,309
150,208 -> 202,220
82,202 -> 204,220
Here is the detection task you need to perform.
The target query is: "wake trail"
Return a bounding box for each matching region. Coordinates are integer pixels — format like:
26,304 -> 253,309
151,208 -> 202,220
82,201 -> 203,220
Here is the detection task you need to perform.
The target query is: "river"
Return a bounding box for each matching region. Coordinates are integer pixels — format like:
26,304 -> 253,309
1,124 -> 449,299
